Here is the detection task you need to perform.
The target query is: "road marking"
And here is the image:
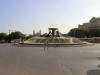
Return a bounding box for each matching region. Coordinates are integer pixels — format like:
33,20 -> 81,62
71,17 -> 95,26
59,64 -> 73,75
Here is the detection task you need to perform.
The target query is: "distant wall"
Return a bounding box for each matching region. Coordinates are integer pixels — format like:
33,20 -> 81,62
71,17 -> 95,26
81,39 -> 100,43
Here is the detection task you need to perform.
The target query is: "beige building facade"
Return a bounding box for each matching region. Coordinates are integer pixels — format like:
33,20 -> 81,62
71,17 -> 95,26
79,17 -> 100,28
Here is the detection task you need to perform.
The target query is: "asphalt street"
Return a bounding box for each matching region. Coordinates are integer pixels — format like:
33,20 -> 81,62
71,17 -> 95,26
0,44 -> 100,75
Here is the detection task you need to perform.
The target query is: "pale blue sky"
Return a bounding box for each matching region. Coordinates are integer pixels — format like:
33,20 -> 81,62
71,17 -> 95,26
0,0 -> 100,34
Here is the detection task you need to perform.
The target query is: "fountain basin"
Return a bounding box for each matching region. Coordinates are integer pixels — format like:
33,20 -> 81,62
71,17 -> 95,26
22,37 -> 88,47
21,27 -> 89,47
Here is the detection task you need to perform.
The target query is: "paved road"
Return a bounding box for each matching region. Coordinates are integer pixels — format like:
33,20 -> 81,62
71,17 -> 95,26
0,44 -> 100,75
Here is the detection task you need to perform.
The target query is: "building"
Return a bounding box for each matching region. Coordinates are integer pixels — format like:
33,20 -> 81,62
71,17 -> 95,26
33,29 -> 41,36
78,17 -> 100,28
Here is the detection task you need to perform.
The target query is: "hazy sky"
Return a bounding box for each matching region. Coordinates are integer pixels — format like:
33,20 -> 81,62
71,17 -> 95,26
0,0 -> 100,34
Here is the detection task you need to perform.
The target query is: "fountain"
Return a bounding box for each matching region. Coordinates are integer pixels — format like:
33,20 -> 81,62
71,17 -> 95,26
23,27 -> 88,46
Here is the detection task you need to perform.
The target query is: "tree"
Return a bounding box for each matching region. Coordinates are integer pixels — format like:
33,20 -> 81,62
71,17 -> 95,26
0,33 -> 8,43
89,28 -> 100,37
8,32 -> 25,42
68,28 -> 89,38
0,33 -> 7,40
68,27 -> 100,38
26,35 -> 33,40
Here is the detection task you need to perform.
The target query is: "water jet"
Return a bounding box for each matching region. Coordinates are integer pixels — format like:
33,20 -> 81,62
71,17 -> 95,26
23,27 -> 88,47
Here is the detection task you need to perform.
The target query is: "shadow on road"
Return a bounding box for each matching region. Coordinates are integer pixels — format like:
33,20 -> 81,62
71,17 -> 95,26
87,65 -> 100,75
97,65 -> 100,68
87,69 -> 100,75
